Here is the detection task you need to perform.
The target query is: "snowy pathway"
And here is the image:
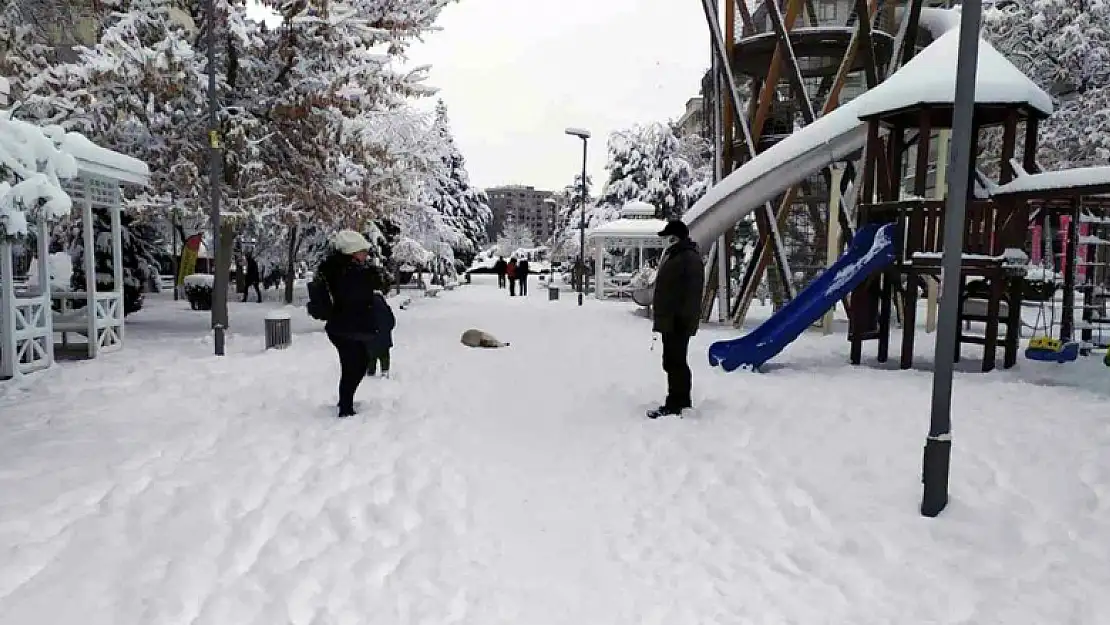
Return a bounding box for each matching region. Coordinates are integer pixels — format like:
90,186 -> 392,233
2,278 -> 1110,624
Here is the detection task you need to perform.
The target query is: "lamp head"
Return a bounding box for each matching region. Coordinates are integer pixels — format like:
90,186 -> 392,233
564,127 -> 591,139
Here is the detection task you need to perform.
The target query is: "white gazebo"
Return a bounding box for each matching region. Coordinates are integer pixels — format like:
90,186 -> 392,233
585,201 -> 668,299
1,118 -> 149,379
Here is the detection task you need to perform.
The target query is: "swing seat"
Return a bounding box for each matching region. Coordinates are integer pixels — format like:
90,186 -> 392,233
1025,337 -> 1079,363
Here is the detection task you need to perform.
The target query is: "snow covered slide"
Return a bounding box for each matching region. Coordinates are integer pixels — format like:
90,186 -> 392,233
684,107 -> 868,253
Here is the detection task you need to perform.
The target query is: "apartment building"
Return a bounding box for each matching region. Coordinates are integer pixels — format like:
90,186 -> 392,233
485,185 -> 557,242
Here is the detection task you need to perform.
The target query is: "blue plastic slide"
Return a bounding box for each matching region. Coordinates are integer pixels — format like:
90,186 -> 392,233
708,222 -> 898,372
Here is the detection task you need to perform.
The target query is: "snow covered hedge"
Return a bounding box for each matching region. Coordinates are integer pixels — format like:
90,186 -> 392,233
0,114 -> 77,239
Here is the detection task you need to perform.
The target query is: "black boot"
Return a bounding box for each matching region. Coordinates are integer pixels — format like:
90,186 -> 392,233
647,404 -> 685,419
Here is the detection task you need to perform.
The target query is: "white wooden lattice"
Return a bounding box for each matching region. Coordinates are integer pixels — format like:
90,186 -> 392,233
61,176 -> 121,209
93,293 -> 123,351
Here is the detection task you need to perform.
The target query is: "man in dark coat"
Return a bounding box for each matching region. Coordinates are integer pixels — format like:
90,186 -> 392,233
242,253 -> 262,303
517,258 -> 531,296
648,219 -> 704,418
494,256 -> 508,289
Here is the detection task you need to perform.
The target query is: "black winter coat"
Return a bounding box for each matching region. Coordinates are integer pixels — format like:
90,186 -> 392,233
652,239 -> 704,336
518,260 -> 530,275
368,292 -> 396,352
316,254 -> 385,340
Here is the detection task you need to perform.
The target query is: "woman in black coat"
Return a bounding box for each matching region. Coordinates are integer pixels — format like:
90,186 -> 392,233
309,230 -> 386,417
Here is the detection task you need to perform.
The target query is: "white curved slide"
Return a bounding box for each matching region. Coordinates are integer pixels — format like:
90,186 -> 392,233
683,102 -> 868,253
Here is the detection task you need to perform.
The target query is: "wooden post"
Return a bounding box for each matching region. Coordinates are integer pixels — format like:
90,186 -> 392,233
82,180 -> 98,359
925,128 -> 951,333
823,164 -> 845,335
37,218 -> 54,369
0,240 -> 14,378
111,202 -> 125,345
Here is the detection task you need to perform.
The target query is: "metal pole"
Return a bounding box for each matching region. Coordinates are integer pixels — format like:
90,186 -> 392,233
923,0 -> 983,518
207,0 -> 226,356
171,201 -> 179,301
578,138 -> 588,306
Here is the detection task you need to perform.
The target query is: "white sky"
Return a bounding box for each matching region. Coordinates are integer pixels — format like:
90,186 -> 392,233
407,0 -> 710,192
247,0 -> 711,193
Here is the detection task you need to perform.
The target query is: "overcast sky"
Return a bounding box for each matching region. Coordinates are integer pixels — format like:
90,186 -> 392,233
247,1 -> 711,193
407,0 -> 711,192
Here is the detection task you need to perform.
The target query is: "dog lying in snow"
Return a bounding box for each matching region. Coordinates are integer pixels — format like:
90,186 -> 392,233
460,328 -> 510,348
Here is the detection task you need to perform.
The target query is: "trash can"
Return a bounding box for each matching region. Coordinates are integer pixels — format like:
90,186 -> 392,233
264,311 -> 293,350
465,272 -> 472,284
548,285 -> 560,301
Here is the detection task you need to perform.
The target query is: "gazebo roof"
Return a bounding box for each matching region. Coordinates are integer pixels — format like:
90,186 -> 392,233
60,133 -> 150,186
587,216 -> 670,249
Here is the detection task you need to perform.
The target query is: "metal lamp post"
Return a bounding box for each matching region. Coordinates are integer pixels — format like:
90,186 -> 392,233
923,0 -> 984,518
565,127 -> 590,306
206,0 -> 227,356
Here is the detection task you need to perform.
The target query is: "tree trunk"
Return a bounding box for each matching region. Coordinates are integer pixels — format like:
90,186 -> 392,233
284,223 -> 299,304
215,220 -> 236,328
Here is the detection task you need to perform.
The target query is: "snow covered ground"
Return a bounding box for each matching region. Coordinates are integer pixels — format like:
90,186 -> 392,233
2,275 -> 1109,624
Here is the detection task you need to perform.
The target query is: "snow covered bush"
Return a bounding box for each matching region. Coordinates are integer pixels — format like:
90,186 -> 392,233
0,116 -> 77,239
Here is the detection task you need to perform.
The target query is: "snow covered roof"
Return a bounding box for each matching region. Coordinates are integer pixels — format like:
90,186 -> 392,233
992,166 -> 1110,200
851,28 -> 1053,121
60,133 -> 149,186
587,217 -> 670,246
619,201 -> 656,218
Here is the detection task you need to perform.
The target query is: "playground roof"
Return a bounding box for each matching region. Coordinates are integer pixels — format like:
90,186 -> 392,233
852,28 -> 1053,124
993,166 -> 1110,201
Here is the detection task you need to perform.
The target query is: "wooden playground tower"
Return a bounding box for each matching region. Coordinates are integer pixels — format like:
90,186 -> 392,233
698,0 -> 928,326
697,0 -> 1073,372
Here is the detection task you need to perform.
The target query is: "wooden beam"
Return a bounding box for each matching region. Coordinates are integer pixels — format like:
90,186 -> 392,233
699,0 -> 797,305
896,0 -> 926,70
749,0 -> 804,144
853,0 -> 881,88
765,0 -> 816,124
735,0 -> 756,37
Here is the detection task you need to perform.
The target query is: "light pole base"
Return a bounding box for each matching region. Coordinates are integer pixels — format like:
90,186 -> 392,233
920,436 -> 951,517
213,323 -> 226,357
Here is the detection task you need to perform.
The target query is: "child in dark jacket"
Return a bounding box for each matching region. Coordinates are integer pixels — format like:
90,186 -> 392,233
367,290 -> 396,378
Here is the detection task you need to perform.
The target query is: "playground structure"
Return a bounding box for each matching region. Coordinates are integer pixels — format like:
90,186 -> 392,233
683,0 -> 1110,371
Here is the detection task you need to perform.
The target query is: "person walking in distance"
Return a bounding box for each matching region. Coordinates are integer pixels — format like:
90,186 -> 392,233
306,230 -> 384,418
647,220 -> 704,419
494,256 -> 508,289
517,258 -> 531,296
242,252 -> 262,303
506,258 -> 518,296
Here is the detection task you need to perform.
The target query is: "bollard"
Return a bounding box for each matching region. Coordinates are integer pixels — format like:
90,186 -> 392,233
264,311 -> 293,350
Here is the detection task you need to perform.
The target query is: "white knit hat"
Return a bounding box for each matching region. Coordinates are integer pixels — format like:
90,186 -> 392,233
334,229 -> 371,255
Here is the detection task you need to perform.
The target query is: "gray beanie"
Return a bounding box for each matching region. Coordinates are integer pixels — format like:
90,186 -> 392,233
334,229 -> 371,255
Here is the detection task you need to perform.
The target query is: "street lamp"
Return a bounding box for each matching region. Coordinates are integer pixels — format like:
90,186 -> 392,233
565,127 -> 590,306
206,0 -> 227,356
923,0 -> 984,517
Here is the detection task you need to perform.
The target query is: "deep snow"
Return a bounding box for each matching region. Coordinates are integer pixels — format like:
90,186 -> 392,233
2,276 -> 1109,624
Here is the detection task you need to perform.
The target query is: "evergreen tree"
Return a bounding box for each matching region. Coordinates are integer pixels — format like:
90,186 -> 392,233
422,100 -> 492,266
984,0 -> 1110,169
67,209 -> 162,315
596,122 -> 708,222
